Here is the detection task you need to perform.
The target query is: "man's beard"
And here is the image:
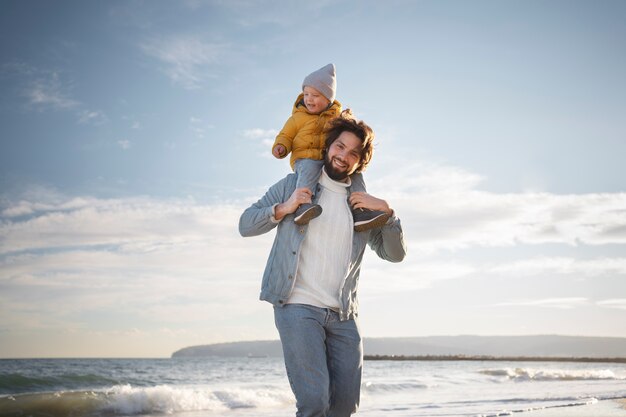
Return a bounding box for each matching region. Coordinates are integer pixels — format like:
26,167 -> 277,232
324,155 -> 350,181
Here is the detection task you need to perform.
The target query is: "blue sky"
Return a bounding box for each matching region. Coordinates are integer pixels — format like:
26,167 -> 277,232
1,0 -> 625,358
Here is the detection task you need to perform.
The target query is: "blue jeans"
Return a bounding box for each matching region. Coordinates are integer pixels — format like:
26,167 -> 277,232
295,159 -> 323,196
274,304 -> 363,417
295,158 -> 367,196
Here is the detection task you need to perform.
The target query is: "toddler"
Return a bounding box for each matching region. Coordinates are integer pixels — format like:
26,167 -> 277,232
271,63 -> 389,231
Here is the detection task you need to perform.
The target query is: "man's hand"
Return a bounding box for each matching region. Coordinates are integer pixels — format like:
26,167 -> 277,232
275,187 -> 312,220
272,144 -> 287,159
349,192 -> 393,215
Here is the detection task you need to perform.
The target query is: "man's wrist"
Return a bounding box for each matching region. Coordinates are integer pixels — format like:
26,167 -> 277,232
273,202 -> 295,222
270,203 -> 281,223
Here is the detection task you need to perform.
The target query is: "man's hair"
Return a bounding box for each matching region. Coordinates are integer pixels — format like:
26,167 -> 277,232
323,109 -> 375,173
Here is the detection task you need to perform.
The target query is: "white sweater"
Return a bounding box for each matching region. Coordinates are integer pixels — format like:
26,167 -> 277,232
287,169 -> 353,310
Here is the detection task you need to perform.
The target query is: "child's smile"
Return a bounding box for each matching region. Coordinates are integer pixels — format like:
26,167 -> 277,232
303,86 -> 330,114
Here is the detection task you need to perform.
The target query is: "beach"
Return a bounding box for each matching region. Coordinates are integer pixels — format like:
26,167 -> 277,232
523,398 -> 626,417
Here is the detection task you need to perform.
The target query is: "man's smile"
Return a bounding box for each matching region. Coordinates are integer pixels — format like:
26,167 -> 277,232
331,157 -> 348,171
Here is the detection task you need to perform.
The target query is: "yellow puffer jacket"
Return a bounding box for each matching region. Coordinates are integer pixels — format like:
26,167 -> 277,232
272,93 -> 342,170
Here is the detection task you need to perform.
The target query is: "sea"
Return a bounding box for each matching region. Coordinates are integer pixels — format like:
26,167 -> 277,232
1,357 -> 626,417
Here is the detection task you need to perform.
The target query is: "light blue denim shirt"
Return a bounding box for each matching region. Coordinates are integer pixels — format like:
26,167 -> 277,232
239,173 -> 407,320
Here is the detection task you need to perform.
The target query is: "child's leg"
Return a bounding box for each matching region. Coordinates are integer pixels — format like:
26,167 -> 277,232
295,158 -> 324,195
349,172 -> 391,232
350,172 -> 366,193
293,158 -> 324,225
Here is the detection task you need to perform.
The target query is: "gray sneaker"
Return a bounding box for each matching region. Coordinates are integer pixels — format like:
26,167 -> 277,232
294,203 -> 323,225
353,208 -> 390,232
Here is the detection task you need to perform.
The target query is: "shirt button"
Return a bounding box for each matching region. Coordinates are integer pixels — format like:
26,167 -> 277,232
292,251 -> 296,255
288,274 -> 293,280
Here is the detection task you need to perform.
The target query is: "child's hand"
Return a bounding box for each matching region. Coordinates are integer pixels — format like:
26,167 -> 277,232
272,144 -> 287,158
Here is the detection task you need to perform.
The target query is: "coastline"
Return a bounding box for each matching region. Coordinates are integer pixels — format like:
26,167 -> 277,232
363,354 -> 626,364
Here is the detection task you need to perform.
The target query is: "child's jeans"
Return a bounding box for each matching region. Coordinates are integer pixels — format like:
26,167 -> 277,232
295,158 -> 366,195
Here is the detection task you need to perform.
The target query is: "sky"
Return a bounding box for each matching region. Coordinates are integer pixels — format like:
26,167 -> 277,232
0,0 -> 625,358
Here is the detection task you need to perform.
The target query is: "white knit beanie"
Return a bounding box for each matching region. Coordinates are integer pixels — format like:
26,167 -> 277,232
302,63 -> 336,102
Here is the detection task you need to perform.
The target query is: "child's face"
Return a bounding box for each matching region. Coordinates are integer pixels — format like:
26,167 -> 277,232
303,86 -> 330,114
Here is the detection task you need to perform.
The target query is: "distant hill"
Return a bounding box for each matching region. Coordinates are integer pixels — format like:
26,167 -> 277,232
173,340 -> 280,358
171,335 -> 626,359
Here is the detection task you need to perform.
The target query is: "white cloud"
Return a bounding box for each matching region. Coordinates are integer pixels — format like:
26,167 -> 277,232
26,73 -> 79,109
189,117 -> 215,138
486,257 -> 626,277
0,191 -> 273,339
360,260 -> 476,295
495,297 -> 590,309
140,35 -> 227,89
365,161 -> 626,253
496,297 -> 626,311
8,64 -> 108,126
596,299 -> 626,311
118,139 -> 131,150
360,255 -> 626,296
78,109 -> 108,125
369,162 -> 485,193
0,192 -> 113,218
243,128 -> 278,141
0,195 -> 246,255
2,154 -> 626,349
243,128 -> 278,158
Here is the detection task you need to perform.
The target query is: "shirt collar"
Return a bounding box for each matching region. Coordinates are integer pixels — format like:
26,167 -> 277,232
320,167 -> 351,193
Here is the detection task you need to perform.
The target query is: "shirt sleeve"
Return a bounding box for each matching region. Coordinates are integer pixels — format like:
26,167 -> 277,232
239,177 -> 290,237
368,214 -> 406,263
270,203 -> 281,224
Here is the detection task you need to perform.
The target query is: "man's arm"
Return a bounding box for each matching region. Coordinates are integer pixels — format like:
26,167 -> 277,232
368,214 -> 407,262
239,177 -> 288,237
238,176 -> 313,237
349,191 -> 406,262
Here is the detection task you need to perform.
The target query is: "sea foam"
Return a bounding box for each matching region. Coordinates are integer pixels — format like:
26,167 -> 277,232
479,367 -> 624,381
0,384 -> 294,416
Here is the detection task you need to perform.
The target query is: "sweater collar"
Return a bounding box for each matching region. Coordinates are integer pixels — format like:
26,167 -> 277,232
320,167 -> 351,193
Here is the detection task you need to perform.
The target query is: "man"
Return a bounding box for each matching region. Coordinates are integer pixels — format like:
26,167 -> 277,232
239,112 -> 406,417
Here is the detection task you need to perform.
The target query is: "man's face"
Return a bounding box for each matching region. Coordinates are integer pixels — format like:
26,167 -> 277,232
303,86 -> 330,114
324,131 -> 363,181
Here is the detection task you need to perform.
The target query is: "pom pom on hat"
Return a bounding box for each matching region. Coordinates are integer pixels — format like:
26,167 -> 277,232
302,63 -> 336,102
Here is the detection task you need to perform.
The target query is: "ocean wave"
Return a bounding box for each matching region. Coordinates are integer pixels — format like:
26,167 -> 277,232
362,380 -> 429,392
479,367 -> 624,381
0,373 -> 122,394
0,384 -> 293,416
475,397 -> 599,417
